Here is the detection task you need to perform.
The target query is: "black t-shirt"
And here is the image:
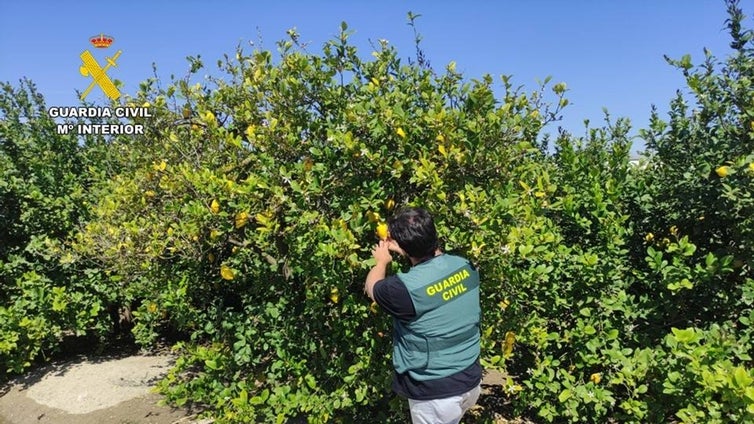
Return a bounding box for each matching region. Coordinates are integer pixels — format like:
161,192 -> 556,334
372,259 -> 482,400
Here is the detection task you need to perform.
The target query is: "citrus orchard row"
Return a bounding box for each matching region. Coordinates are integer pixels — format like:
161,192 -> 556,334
2,3 -> 754,422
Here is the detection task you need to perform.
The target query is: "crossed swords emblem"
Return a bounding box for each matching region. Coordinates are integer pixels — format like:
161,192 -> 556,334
79,49 -> 122,100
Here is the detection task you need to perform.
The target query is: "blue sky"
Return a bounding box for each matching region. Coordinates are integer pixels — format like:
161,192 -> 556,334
0,1 -> 742,154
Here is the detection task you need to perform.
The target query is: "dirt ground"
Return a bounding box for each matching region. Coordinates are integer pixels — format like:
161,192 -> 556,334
0,354 -> 527,424
0,353 -> 209,424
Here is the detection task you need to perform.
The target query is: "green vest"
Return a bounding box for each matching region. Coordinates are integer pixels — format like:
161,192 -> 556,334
392,254 -> 481,381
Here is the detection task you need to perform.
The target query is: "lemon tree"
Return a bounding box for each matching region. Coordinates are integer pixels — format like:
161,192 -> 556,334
70,19 -> 562,423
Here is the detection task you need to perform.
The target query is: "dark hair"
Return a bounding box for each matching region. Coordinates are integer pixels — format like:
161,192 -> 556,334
387,207 -> 438,259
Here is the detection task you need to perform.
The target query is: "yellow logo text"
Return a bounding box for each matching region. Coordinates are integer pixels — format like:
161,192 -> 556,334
426,268 -> 471,301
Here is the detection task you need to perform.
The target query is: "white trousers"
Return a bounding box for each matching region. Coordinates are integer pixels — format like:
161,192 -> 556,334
407,384 -> 481,424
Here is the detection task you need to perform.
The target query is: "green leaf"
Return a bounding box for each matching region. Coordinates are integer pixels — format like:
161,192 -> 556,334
518,244 -> 534,257
558,389 -> 572,403
305,374 -> 317,390
355,387 -> 365,403
250,389 -> 269,405
734,366 -> 752,388
581,253 -> 598,267
671,327 -> 699,344
680,54 -> 692,69
745,387 -> 754,402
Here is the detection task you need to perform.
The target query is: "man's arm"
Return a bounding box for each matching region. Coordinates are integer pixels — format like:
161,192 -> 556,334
364,262 -> 389,301
364,240 -> 392,300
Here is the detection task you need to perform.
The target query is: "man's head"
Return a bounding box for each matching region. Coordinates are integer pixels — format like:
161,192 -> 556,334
387,207 -> 438,260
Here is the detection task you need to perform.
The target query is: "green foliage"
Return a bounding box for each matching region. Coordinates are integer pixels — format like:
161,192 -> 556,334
620,3 -> 754,420
2,2 -> 753,423
637,0 -> 754,274
661,318 -> 754,423
482,2 -> 754,422
0,80 -> 85,255
0,80 -> 116,378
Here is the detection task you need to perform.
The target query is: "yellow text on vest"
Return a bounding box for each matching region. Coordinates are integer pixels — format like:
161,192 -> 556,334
425,268 -> 471,301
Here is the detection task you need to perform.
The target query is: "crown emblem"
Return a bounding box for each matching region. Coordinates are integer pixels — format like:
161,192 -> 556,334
89,34 -> 114,48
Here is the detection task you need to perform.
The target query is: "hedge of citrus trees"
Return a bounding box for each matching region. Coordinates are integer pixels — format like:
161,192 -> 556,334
2,1 -> 753,422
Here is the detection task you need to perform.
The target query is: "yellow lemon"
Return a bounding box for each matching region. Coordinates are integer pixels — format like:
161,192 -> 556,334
385,198 -> 395,211
645,233 -> 654,242
220,265 -> 235,280
329,287 -> 339,304
590,373 -> 602,384
210,199 -> 220,214
366,211 -> 381,223
235,211 -> 249,229
376,223 -> 389,240
152,160 -> 167,171
147,302 -> 158,313
716,166 -> 729,177
503,331 -> 516,357
396,127 -> 406,138
438,144 -> 447,156
245,125 -> 256,139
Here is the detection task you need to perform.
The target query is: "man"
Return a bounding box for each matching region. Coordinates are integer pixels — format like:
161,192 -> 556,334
365,207 -> 482,424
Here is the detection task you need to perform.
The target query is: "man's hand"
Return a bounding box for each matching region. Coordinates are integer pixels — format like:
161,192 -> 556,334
386,239 -> 406,257
372,240 -> 393,265
365,240 -> 393,301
